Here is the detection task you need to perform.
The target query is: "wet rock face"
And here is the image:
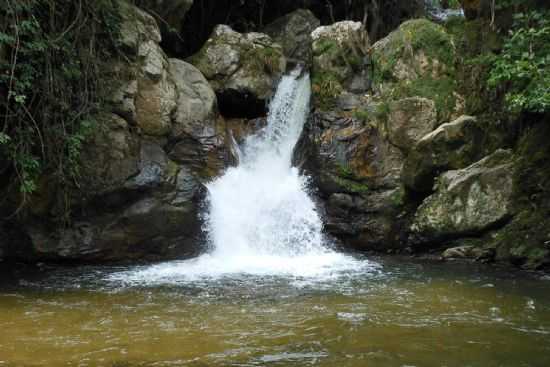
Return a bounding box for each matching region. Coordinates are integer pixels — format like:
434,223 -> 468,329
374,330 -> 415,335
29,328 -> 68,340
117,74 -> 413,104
188,25 -> 286,117
295,107 -> 408,251
410,150 -> 515,244
263,9 -> 320,66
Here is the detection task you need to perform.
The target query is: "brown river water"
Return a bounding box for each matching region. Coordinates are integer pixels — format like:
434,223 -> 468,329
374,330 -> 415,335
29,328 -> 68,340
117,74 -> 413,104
0,256 -> 549,367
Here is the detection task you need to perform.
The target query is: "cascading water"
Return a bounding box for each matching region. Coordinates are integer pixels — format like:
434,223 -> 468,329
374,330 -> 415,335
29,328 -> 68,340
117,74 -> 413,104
110,69 -> 375,284
206,69 -> 323,258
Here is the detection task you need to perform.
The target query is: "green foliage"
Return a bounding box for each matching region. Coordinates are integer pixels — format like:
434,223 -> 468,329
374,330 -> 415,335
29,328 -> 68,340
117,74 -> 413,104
488,11 -> 550,113
0,0 -> 122,211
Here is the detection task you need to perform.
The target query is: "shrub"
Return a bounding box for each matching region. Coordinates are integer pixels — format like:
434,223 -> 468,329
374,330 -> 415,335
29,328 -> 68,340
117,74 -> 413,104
488,10 -> 550,113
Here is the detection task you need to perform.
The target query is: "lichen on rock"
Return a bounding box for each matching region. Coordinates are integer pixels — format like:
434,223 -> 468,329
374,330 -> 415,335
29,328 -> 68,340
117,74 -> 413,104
411,149 -> 515,243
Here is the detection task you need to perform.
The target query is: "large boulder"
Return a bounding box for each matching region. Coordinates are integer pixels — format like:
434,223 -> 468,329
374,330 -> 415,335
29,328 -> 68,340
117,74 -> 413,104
402,115 -> 485,192
188,25 -> 286,116
25,141 -> 203,262
311,21 -> 370,108
170,58 -> 217,137
294,102 -> 408,250
263,9 -> 320,66
372,19 -> 463,123
410,149 -> 515,243
117,0 -> 179,137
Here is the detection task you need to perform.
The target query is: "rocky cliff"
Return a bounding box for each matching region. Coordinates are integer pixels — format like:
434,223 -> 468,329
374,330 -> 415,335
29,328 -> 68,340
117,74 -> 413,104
1,1 -> 548,271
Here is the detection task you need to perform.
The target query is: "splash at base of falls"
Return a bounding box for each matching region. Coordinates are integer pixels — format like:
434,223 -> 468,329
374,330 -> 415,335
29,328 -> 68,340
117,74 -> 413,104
108,253 -> 378,286
109,70 -> 377,285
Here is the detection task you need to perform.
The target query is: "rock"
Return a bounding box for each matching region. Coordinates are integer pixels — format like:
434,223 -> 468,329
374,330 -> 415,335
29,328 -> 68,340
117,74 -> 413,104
135,68 -> 177,136
188,25 -> 286,110
24,142 -> 204,262
411,149 -> 515,243
485,123 -> 550,271
402,115 -> 485,192
110,77 -> 139,124
311,21 -> 369,107
169,58 -> 218,138
442,245 -> 488,260
2,1 -> 221,263
386,97 -> 437,151
263,9 -> 320,65
79,114 -> 140,195
294,108 -> 408,250
372,19 -> 462,122
118,0 -> 162,55
118,1 -> 181,137
491,211 -> 550,270
134,0 -> 193,55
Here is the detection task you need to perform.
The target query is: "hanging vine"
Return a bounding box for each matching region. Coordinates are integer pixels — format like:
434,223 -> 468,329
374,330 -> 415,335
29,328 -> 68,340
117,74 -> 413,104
0,0 -> 122,217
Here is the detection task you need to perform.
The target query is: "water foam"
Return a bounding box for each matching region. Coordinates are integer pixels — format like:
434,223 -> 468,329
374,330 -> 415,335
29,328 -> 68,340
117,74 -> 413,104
109,70 -> 377,285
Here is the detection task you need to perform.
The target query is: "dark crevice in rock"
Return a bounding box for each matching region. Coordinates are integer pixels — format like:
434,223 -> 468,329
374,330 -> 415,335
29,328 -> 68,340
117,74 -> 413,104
217,90 -> 267,119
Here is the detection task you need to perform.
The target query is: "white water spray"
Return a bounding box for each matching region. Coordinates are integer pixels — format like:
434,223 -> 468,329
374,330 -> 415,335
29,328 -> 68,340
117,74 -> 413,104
206,70 -> 324,258
109,70 -> 377,284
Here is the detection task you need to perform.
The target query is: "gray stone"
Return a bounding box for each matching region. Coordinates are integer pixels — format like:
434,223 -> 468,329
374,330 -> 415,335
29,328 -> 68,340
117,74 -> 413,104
411,150 -> 515,241
189,25 -> 286,103
402,115 -> 484,192
169,58 -> 217,138
386,97 -> 437,151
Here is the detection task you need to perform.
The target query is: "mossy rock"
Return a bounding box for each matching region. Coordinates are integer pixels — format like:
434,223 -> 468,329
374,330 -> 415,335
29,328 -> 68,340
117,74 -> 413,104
310,21 -> 367,109
188,25 -> 285,102
410,149 -> 516,242
491,211 -> 550,270
372,19 -> 461,122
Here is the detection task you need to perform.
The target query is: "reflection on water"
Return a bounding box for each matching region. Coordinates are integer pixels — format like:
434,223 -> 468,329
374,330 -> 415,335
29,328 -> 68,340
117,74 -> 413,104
0,256 -> 549,367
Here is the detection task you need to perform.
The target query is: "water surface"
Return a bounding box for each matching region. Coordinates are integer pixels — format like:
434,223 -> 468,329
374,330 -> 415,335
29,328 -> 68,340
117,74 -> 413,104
1,257 -> 549,367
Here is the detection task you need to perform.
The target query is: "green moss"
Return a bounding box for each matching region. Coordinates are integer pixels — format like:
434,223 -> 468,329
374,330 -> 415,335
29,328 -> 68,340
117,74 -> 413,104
311,71 -> 343,110
336,164 -> 356,180
393,76 -> 457,122
313,38 -> 339,56
249,46 -> 283,74
332,175 -> 370,195
353,109 -> 371,122
374,19 -> 456,84
389,187 -> 406,207
400,19 -> 456,66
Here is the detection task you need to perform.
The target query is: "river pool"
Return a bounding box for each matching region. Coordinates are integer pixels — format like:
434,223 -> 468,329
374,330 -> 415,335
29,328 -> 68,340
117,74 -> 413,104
0,256 -> 549,367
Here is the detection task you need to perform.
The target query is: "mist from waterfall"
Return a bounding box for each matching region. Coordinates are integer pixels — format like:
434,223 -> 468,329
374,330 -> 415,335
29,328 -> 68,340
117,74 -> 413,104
109,70 -> 376,284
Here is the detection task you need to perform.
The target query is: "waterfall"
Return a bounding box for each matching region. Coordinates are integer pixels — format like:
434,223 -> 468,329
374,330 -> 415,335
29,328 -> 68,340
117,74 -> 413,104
205,70 -> 324,258
109,69 -> 373,284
